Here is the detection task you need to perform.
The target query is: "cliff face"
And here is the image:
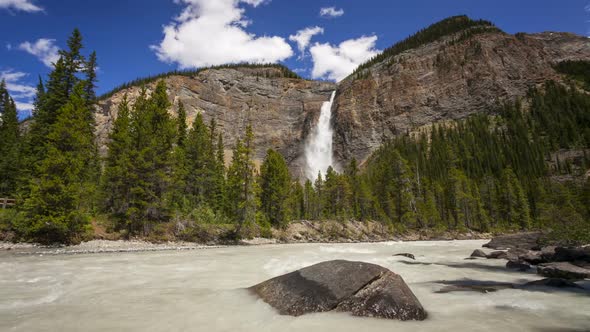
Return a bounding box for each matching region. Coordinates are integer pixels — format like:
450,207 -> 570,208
331,31 -> 590,166
96,67 -> 336,178
97,30 -> 590,177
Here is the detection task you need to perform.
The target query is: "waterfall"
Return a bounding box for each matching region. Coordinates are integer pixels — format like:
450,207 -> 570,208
305,91 -> 336,181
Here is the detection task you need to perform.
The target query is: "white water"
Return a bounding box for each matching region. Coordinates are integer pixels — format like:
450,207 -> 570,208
305,91 -> 336,181
1,241 -> 589,332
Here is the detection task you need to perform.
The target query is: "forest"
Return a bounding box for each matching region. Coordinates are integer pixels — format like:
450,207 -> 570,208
0,30 -> 589,245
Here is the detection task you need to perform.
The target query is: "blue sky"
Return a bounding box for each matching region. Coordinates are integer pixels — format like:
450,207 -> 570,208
1,0 -> 589,117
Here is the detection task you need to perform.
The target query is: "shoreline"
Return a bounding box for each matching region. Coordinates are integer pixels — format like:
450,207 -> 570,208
0,233 -> 492,256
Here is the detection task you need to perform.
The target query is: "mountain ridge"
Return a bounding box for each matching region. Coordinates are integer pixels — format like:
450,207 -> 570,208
95,16 -> 590,177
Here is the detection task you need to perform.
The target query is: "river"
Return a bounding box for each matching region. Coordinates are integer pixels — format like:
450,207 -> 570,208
1,240 -> 589,331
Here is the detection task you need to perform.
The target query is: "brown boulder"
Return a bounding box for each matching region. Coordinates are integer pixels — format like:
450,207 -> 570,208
537,262 -> 590,280
250,260 -> 427,320
483,232 -> 542,250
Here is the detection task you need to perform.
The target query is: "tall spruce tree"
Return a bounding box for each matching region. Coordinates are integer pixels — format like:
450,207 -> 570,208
260,149 -> 290,227
126,81 -> 175,235
23,84 -> 96,244
0,81 -> 20,196
226,124 -> 258,234
102,96 -> 133,229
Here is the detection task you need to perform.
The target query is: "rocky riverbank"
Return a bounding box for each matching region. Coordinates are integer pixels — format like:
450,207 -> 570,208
468,232 -> 590,281
1,220 -> 493,255
0,239 -> 222,255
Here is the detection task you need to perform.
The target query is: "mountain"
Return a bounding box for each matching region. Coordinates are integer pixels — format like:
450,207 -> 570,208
96,16 -> 590,177
96,65 -> 335,178
331,16 -> 590,167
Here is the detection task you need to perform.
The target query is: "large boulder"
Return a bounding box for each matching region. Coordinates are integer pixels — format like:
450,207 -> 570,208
483,232 -> 542,250
537,262 -> 590,280
249,260 -> 427,320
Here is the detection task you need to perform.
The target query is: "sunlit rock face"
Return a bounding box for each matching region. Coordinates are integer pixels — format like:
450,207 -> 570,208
331,31 -> 590,167
96,67 -> 335,178
97,32 -> 590,175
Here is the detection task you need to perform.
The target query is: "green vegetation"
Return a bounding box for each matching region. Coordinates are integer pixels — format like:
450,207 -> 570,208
0,28 -> 588,245
0,80 -> 21,197
100,63 -> 301,100
350,15 -> 501,80
554,60 -> 590,91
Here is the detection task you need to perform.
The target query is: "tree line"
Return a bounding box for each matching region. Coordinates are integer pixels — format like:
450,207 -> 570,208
1,30 -> 588,244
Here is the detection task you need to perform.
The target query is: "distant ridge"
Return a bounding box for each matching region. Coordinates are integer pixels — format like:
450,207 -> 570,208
100,63 -> 301,100
349,15 -> 501,79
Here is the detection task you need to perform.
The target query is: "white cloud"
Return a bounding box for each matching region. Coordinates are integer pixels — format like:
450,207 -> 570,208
319,6 -> 343,18
289,26 -> 324,57
14,101 -> 33,112
0,0 -> 42,12
0,70 -> 36,112
310,36 -> 380,82
152,0 -> 293,68
18,38 -> 60,68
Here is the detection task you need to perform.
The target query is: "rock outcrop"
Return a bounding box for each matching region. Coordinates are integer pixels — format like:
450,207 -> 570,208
331,31 -> 590,166
249,260 -> 427,320
537,262 -> 590,280
482,232 -> 543,250
96,67 -> 335,178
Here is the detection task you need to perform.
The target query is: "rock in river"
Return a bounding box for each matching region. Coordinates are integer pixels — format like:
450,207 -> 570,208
393,253 -> 416,260
483,232 -> 542,250
537,262 -> 590,280
249,260 -> 427,321
470,249 -> 488,258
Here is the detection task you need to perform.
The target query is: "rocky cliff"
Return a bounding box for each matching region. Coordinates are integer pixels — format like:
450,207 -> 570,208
97,21 -> 590,177
96,67 -> 335,178
331,30 -> 590,166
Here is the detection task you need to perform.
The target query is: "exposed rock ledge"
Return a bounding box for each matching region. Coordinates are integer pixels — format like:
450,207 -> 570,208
249,260 -> 427,320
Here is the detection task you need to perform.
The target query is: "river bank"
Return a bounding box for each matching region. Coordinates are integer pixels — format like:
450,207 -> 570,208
0,220 -> 493,255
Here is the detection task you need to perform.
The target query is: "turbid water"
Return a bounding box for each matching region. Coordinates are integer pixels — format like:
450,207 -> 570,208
1,240 -> 589,332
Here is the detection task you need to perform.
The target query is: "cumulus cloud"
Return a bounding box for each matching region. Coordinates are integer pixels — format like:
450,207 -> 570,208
152,0 -> 293,68
0,70 -> 36,112
289,26 -> 324,57
319,6 -> 343,18
310,36 -> 380,82
18,38 -> 60,68
0,0 -> 42,12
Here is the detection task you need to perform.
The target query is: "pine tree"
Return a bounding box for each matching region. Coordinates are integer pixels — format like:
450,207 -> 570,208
226,124 -> 258,234
126,81 -> 175,235
23,84 -> 96,244
102,96 -> 133,229
185,113 -> 213,204
260,149 -> 290,227
84,51 -> 98,105
176,102 -> 187,147
169,101 -> 189,211
0,81 -> 21,196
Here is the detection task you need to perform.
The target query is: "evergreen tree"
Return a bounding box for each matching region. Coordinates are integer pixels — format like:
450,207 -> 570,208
185,113 -> 213,205
126,81 -> 175,235
102,96 -> 133,230
226,124 -> 258,234
0,81 -> 21,196
260,149 -> 290,227
23,84 -> 96,244
84,51 -> 98,105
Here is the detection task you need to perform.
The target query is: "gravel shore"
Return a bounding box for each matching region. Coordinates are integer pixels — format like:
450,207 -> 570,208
0,240 -> 224,255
